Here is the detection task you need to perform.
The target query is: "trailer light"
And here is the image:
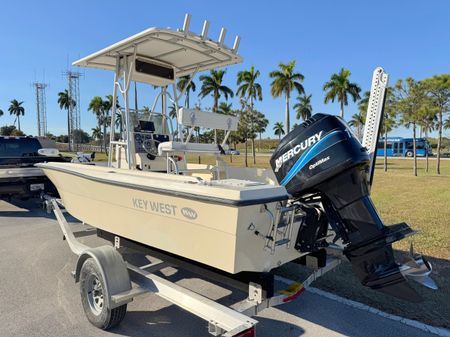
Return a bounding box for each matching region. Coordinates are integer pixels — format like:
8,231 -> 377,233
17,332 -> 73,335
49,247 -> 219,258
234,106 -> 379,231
233,327 -> 255,337
279,283 -> 305,303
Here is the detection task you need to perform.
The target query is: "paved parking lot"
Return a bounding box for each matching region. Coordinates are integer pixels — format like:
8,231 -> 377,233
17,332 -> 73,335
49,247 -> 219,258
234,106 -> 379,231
0,199 -> 438,337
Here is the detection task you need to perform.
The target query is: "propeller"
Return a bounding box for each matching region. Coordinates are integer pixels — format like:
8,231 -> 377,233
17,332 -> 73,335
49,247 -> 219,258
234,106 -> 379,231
399,243 -> 438,290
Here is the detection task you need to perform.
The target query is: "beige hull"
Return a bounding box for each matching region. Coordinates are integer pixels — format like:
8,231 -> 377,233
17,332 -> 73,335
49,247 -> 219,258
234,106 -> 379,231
40,163 -> 304,273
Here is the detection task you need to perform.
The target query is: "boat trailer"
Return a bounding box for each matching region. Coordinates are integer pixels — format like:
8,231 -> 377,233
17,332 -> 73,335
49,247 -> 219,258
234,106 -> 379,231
45,197 -> 342,337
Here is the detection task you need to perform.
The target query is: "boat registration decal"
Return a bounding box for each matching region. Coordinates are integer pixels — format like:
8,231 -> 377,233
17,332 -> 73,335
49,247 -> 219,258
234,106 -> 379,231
132,198 -> 178,216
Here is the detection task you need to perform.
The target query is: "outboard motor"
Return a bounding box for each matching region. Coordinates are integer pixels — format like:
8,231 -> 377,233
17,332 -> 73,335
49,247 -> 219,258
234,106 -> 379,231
270,113 -> 436,301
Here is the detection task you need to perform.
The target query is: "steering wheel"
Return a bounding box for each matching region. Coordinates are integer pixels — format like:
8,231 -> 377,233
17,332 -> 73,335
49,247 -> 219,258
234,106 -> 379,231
142,138 -> 159,158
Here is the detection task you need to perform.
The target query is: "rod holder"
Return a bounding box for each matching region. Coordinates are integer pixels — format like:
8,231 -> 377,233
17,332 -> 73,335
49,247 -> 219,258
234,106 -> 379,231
201,20 -> 210,40
232,36 -> 241,54
218,28 -> 227,47
182,13 -> 192,33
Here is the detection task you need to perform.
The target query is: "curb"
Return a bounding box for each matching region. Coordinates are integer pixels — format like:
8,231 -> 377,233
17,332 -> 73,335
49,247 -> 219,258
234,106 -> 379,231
306,286 -> 450,337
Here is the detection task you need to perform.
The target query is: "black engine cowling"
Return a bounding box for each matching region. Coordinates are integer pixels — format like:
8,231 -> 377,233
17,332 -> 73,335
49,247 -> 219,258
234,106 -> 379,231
270,113 -> 422,302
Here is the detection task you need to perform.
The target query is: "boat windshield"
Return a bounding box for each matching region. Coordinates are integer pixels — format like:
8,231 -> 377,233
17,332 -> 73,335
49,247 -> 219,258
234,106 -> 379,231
128,109 -> 172,135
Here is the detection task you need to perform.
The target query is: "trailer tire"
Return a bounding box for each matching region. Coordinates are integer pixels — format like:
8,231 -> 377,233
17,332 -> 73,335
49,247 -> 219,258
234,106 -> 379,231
80,258 -> 127,329
406,151 -> 413,157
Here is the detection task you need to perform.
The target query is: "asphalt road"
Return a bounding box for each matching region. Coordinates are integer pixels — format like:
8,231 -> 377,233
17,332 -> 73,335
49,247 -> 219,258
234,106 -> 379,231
0,199 -> 437,337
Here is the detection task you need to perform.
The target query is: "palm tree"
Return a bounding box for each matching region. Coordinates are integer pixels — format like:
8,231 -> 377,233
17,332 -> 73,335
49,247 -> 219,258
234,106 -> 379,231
91,126 -> 102,142
294,94 -> 312,121
254,112 -> 269,152
199,70 -> 234,143
418,107 -> 436,172
323,68 -> 361,120
217,102 -> 233,115
422,75 -> 450,175
269,61 -> 304,133
381,112 -> 396,172
177,75 -> 196,109
8,99 -> 25,131
88,96 -> 105,150
142,105 -> 150,115
169,103 -> 177,120
102,95 -> 113,152
444,117 -> 450,130
237,66 -> 264,163
273,122 -> 285,140
237,66 -> 263,108
395,78 -> 426,176
348,113 -> 365,140
358,90 -> 371,121
115,112 -> 123,134
58,90 -> 76,150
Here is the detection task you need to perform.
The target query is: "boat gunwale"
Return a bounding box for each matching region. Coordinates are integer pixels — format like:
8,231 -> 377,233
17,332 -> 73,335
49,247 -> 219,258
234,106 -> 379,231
39,164 -> 289,207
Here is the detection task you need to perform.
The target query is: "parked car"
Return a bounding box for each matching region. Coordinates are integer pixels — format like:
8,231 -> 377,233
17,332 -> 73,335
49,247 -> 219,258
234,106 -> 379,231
227,148 -> 240,155
0,136 -> 69,199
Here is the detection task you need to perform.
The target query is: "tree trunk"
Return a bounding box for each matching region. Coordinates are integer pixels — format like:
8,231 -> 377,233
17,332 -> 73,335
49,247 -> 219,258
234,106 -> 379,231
413,123 -> 417,177
17,116 -> 21,132
245,139 -> 248,167
213,95 -> 218,144
384,130 -> 388,172
67,110 -> 71,152
259,132 -> 262,152
98,120 -> 103,152
425,130 -> 429,173
285,93 -> 290,134
134,81 -> 138,112
196,127 -> 200,164
249,97 -> 256,163
103,121 -> 107,154
340,101 -> 344,119
437,110 -> 442,174
251,137 -> 256,165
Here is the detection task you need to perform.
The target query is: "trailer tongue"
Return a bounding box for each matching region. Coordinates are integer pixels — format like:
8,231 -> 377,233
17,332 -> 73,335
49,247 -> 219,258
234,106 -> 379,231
270,68 -> 437,301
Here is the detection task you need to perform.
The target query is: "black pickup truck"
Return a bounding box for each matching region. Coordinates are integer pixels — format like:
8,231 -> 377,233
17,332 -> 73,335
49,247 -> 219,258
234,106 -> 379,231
0,136 -> 69,199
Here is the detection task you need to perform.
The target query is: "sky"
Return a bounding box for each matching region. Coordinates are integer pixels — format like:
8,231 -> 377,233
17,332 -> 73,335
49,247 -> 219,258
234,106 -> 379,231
0,0 -> 449,139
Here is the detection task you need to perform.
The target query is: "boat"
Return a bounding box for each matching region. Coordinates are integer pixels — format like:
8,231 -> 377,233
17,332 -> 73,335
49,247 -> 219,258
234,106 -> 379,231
39,14 -> 436,302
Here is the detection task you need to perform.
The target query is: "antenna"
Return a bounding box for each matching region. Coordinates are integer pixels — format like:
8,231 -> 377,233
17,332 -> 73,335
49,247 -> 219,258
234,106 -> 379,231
62,70 -> 83,151
32,82 -> 48,137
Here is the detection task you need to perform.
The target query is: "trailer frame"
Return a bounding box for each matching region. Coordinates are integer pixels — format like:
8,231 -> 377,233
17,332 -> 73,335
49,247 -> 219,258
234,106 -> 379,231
45,197 -> 342,337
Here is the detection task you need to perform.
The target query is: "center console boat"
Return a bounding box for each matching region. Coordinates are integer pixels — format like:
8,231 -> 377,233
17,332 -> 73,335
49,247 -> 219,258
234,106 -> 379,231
38,15 -> 436,307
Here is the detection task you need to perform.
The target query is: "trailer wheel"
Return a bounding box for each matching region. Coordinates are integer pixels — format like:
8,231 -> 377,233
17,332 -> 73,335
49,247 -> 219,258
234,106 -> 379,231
80,258 -> 127,329
406,151 -> 413,157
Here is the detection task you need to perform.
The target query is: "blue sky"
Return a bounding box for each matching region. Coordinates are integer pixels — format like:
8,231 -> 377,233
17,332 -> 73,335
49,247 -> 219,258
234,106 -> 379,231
1,0 -> 449,138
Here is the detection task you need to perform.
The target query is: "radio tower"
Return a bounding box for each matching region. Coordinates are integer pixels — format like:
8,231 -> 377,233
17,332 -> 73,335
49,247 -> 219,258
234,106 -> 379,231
63,71 -> 82,150
33,82 -> 48,137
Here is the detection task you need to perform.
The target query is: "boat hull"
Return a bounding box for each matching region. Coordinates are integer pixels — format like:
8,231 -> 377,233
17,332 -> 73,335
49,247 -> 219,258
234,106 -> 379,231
41,163 -> 304,273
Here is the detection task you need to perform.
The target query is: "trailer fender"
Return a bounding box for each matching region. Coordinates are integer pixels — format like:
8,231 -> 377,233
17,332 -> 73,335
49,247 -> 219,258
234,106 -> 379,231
75,245 -> 132,307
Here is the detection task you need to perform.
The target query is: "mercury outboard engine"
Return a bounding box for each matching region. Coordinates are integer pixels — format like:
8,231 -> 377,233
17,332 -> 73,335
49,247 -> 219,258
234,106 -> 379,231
271,113 -> 436,302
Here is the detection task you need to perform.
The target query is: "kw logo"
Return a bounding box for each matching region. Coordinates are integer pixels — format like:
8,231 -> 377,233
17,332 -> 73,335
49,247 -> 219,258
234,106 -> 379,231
181,207 -> 198,220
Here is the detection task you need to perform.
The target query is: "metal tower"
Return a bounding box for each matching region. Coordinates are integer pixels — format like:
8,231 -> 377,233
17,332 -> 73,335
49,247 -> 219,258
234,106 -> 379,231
63,71 -> 82,149
33,82 -> 48,137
